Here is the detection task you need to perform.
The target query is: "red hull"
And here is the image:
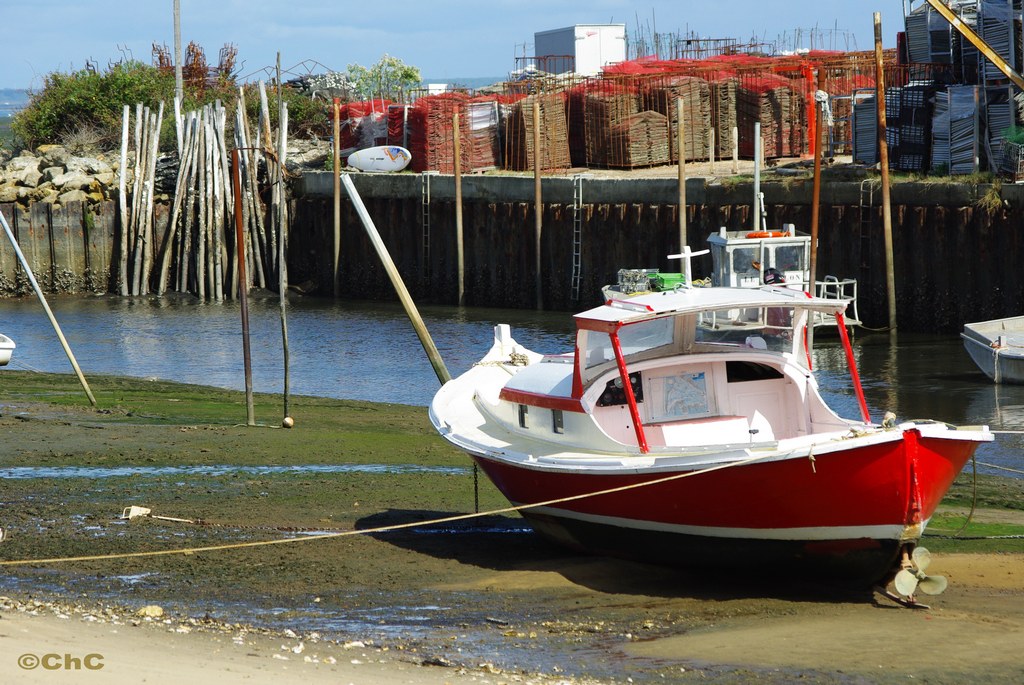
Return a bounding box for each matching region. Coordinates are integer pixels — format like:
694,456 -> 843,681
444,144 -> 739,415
471,429 -> 979,581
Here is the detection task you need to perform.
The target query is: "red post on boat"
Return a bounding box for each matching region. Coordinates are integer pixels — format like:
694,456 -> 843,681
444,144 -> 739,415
610,329 -> 649,454
835,312 -> 870,424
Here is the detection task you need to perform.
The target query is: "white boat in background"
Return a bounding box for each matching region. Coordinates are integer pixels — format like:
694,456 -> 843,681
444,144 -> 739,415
706,226 -> 861,330
961,315 -> 1024,383
0,333 -> 15,366
602,227 -> 861,332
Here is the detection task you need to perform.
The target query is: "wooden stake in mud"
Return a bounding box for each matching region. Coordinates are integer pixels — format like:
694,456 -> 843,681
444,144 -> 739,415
118,105 -> 130,296
230,148 -> 256,426
875,12 -> 898,334
0,210 -> 96,407
342,174 -> 451,385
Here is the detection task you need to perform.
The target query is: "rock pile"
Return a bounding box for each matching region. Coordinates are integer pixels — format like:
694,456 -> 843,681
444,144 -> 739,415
0,139 -> 331,210
0,144 -> 124,207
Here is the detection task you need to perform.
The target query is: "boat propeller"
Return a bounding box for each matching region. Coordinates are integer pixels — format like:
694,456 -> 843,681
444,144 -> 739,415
894,547 -> 948,598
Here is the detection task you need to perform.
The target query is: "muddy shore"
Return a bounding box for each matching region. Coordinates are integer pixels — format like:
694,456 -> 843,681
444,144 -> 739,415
2,371 -> 1024,684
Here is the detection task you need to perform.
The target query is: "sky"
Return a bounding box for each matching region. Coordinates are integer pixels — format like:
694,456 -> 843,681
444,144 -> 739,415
2,0 -> 909,89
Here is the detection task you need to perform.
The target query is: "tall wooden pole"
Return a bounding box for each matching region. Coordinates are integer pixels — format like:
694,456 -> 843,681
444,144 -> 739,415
676,98 -> 686,252
342,175 -> 451,385
276,54 -> 291,421
230,149 -> 255,426
332,98 -> 341,298
875,12 -> 898,333
454,111 -> 465,306
533,99 -> 543,310
173,0 -> 183,103
0,210 -> 96,407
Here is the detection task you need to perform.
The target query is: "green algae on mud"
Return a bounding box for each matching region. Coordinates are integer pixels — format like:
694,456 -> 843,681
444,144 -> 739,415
0,370 -> 468,468
4,372 -> 1024,684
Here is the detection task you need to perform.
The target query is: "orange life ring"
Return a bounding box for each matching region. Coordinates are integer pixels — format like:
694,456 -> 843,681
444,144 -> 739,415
746,231 -> 786,239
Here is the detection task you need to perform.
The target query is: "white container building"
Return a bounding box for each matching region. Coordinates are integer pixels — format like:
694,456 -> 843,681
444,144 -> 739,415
533,24 -> 626,76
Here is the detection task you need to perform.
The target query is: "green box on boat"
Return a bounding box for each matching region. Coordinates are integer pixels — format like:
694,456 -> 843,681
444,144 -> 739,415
652,273 -> 687,290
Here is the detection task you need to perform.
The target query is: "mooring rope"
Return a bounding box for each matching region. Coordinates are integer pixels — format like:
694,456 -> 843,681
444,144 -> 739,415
0,450 -> 783,567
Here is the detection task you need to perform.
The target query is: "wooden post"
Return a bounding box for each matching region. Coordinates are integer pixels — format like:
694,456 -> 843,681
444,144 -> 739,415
333,98 -> 341,298
230,148 -> 255,426
731,126 -> 739,174
342,174 -> 451,385
676,98 -> 686,251
118,105 -> 130,296
707,129 -> 714,173
0,210 -> 96,407
875,12 -> 898,334
533,98 -> 543,310
454,110 -> 465,306
277,86 -> 291,422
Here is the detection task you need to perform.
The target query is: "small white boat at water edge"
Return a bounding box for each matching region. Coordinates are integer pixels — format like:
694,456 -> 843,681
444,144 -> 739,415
0,333 -> 15,366
962,315 -> 1024,383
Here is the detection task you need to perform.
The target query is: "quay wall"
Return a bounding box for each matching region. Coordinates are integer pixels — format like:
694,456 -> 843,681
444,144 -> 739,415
291,173 -> 1024,333
3,175 -> 1024,333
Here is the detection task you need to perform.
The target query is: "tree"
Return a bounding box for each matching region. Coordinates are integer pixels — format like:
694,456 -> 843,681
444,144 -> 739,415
346,54 -> 421,102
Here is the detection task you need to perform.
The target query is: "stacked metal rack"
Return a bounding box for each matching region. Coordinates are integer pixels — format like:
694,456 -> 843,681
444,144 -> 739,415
931,85 -> 981,175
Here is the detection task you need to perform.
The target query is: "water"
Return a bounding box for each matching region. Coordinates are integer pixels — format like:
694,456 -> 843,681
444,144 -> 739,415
0,295 -> 1021,476
0,88 -> 28,120
0,295 -> 575,407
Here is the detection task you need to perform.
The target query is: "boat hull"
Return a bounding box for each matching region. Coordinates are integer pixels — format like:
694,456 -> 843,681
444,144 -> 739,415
962,318 -> 1024,383
468,428 -> 980,583
0,334 -> 14,367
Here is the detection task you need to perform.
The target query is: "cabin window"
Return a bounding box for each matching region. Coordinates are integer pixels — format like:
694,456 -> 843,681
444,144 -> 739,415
726,361 -> 785,382
518,404 -> 529,428
552,409 -> 564,434
584,318 -> 674,372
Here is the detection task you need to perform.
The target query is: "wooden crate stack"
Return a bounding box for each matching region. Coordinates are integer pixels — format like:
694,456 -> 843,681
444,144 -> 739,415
503,93 -> 572,171
737,76 -> 806,159
645,76 -> 712,162
583,84 -> 640,167
607,111 -> 670,168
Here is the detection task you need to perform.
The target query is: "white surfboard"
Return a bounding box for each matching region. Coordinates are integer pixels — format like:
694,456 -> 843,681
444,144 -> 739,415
347,146 -> 412,172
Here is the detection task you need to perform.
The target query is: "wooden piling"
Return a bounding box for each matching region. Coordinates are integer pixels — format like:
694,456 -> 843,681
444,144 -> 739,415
875,12 -> 898,334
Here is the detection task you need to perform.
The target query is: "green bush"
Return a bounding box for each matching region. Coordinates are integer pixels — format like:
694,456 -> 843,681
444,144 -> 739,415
13,61 -> 330,151
13,61 -> 176,149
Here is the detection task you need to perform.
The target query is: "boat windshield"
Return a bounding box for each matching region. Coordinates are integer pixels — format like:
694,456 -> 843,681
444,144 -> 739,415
583,317 -> 674,371
697,305 -> 800,355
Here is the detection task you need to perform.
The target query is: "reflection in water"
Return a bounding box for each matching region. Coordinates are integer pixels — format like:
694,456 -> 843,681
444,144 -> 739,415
0,297 -> 1020,476
0,295 -> 575,407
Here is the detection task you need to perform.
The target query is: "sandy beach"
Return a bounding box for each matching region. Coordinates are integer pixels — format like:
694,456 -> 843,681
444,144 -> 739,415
1,599 -> 525,685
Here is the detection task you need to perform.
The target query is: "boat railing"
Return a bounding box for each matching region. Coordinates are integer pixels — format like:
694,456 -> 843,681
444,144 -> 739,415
815,276 -> 860,324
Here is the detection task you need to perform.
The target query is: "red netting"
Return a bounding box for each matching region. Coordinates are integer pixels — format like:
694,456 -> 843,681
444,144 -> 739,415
335,99 -> 392,152
405,93 -> 502,173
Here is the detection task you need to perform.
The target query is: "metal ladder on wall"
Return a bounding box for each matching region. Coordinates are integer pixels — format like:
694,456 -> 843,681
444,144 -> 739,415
570,174 -> 585,302
420,171 -> 438,282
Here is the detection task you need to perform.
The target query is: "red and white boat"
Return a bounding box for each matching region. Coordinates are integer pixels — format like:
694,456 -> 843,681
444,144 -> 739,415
429,267 -> 992,587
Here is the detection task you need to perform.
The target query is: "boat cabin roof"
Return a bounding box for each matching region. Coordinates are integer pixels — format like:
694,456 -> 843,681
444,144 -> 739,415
577,285 -> 846,332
